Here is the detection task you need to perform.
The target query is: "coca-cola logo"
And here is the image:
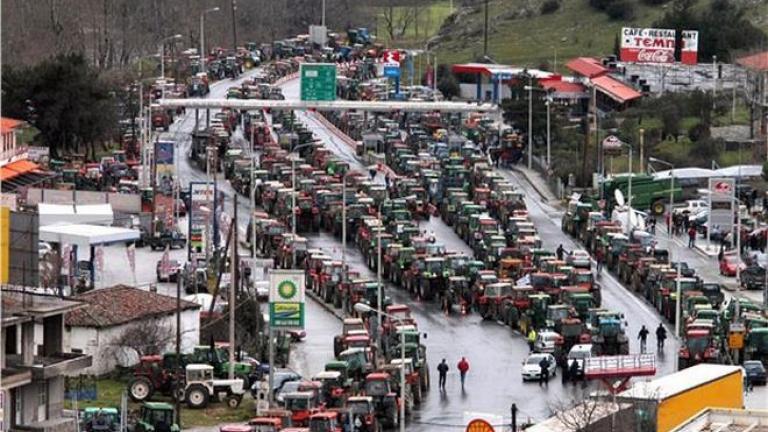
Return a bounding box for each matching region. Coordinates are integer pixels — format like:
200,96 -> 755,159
637,49 -> 673,63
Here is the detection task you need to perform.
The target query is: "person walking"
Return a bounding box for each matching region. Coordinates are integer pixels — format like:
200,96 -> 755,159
437,359 -> 449,390
656,323 -> 667,350
688,226 -> 697,248
638,325 -> 650,353
457,357 -> 469,389
569,359 -> 580,385
538,356 -> 551,386
556,244 -> 565,261
595,248 -> 604,275
527,328 -> 537,352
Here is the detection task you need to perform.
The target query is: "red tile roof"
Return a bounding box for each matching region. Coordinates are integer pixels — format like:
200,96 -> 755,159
65,285 -> 199,328
0,160 -> 39,181
737,51 -> 768,72
591,75 -> 642,103
566,57 -> 608,78
0,117 -> 24,134
540,79 -> 587,94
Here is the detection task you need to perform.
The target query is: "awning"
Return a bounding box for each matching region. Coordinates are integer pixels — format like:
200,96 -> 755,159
39,223 -> 139,249
38,203 -> 114,227
591,75 -> 642,104
0,159 -> 40,181
451,63 -> 554,80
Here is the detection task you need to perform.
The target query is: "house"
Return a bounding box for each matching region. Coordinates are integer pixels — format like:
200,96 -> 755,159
566,57 -> 642,111
450,63 -> 554,103
0,117 -> 26,167
1,117 -> 49,194
1,288 -> 92,432
736,51 -> 768,138
65,285 -> 201,375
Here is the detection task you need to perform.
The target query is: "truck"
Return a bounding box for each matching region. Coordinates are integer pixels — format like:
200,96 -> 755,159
597,174 -> 682,215
617,364 -> 743,432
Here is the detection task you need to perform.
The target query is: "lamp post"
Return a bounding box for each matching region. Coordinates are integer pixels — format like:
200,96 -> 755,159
523,85 -> 553,169
159,34 -> 183,99
289,143 -> 314,263
199,7 -> 220,75
545,95 -> 552,168
648,157 -> 675,240
354,303 -> 408,432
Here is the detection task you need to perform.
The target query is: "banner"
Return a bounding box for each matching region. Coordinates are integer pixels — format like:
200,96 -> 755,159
126,244 -> 136,273
188,182 -> 216,261
681,30 -> 699,65
620,27 -> 676,64
269,269 -> 306,330
155,140 -> 175,181
709,177 -> 735,232
154,194 -> 175,230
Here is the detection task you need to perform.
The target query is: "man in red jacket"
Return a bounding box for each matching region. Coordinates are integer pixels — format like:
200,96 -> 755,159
457,357 -> 469,389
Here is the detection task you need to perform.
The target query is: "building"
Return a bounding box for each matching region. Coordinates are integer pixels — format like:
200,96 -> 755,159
566,57 -> 642,111
1,117 -> 49,194
450,63 -> 554,103
64,285 -> 201,375
0,118 -> 26,167
1,288 -> 93,432
671,408 -> 768,432
736,51 -> 768,138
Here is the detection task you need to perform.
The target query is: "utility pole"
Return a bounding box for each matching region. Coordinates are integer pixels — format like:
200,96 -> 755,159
639,128 -> 645,173
175,272 -> 182,426
527,79 -> 533,169
483,0 -> 489,58
228,197 -> 237,379
511,404 -> 517,432
230,0 -> 238,51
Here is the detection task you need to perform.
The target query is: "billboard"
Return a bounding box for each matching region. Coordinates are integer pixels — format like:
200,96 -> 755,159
155,140 -> 175,180
620,27 -> 676,64
188,182 -> 216,261
269,269 -> 306,330
708,177 -> 735,232
681,30 -> 699,65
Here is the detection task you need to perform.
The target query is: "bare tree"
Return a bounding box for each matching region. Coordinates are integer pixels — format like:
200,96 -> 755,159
109,319 -> 175,357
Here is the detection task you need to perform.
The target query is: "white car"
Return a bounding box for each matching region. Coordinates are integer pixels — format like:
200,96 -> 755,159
566,250 -> 592,268
521,353 -> 557,381
534,330 -> 562,354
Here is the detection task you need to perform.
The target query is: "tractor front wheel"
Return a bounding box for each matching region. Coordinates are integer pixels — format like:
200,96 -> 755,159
185,385 -> 210,409
128,377 -> 154,402
226,394 -> 242,409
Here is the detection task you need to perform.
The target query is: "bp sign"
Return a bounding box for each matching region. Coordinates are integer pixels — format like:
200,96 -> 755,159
300,63 -> 337,101
269,270 -> 306,329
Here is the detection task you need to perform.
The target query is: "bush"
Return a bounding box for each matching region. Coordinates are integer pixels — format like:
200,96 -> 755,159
606,0 -> 636,20
540,0 -> 560,14
688,122 -> 711,142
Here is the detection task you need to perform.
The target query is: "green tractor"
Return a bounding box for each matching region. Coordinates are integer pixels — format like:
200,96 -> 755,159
131,402 -> 178,432
82,407 -> 119,432
590,311 -> 629,356
192,345 -> 255,389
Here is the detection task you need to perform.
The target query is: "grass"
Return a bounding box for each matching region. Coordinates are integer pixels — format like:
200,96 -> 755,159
66,378 -> 253,428
374,0 -> 455,48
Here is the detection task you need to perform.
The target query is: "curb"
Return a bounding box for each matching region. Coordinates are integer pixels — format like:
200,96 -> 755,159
306,289 -> 345,322
508,166 -> 551,203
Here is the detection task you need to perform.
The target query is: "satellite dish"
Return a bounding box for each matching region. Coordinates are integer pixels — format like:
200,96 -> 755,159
614,189 -> 626,208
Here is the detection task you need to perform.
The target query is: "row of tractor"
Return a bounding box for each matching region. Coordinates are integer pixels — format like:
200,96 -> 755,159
562,197 -> 768,369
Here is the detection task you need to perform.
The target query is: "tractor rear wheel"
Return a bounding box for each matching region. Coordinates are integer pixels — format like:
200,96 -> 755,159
128,377 -> 154,402
226,394 -> 242,409
186,385 -> 210,409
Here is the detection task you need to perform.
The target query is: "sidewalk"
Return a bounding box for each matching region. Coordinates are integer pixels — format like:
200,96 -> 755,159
507,164 -> 559,204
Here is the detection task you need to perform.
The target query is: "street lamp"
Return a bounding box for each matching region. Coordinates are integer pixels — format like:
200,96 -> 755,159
354,303 -> 407,432
159,34 -> 183,99
523,85 -> 554,169
200,7 -> 220,75
648,157 -> 675,241
289,143 -> 315,264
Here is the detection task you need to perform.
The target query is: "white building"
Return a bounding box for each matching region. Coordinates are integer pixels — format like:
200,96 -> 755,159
65,285 -> 200,376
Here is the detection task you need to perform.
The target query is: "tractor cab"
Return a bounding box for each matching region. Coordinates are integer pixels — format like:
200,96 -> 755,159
283,392 -> 320,427
134,402 -> 178,432
308,412 -> 341,432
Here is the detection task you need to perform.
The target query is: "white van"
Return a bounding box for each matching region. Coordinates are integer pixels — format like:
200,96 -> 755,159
567,344 -> 595,378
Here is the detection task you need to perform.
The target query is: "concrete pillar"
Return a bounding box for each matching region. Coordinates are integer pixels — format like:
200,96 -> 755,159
476,73 -> 482,100
21,321 -> 34,365
42,315 -> 63,356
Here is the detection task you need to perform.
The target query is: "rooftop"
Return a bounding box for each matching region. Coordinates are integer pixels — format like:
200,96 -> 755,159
590,75 -> 642,103
671,408 -> 768,432
526,401 -> 631,432
566,57 -> 609,78
619,364 -> 742,401
2,287 -> 84,322
736,51 -> 768,72
0,117 -> 24,134
65,285 -> 199,328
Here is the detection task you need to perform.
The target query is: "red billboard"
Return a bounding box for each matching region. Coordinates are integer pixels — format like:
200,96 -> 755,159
681,30 -> 699,65
620,27 -> 676,64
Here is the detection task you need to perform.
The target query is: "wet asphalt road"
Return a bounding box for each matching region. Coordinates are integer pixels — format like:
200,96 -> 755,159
135,71 -> 765,430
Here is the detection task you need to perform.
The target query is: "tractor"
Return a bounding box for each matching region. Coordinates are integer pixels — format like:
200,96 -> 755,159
590,312 -> 630,356
363,373 -> 400,429
183,364 -> 245,409
417,257 -> 445,301
82,407 -> 119,432
128,354 -> 187,402
678,329 -> 721,370
333,318 -> 367,358
131,402 -> 178,432
476,282 -> 514,323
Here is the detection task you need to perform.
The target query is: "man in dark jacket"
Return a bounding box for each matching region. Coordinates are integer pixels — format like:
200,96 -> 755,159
437,359 -> 449,390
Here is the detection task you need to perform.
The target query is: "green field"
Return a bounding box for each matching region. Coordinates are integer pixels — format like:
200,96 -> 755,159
374,0 -> 455,48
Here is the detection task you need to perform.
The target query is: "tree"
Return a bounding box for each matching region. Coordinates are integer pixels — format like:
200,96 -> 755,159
1,54 -> 117,160
109,319 -> 175,358
437,68 -> 460,100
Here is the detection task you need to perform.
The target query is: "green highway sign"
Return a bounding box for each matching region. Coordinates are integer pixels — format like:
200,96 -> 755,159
300,63 -> 337,101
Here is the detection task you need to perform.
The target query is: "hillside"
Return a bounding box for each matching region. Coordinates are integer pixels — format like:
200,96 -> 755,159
430,0 -> 768,70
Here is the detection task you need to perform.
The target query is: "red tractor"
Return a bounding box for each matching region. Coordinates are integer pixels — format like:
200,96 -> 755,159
127,354 -> 186,402
363,373 -> 400,429
678,328 -> 721,370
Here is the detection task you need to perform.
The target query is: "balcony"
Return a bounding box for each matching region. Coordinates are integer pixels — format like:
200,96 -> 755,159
6,352 -> 92,380
15,416 -> 77,432
1,366 -> 32,389
29,352 -> 92,380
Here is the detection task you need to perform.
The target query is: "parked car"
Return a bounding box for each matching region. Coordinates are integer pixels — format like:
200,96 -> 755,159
566,344 -> 595,379
743,360 -> 766,386
740,265 -> 766,290
719,254 -> 746,277
521,353 -> 557,381
534,330 -> 562,354
566,250 -> 591,268
156,259 -> 182,282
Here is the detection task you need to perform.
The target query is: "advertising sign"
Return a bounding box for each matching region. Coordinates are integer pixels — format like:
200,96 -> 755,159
188,182 -> 216,261
383,64 -> 401,78
602,135 -> 625,155
269,269 -> 306,329
620,27 -> 676,64
300,63 -> 337,101
155,140 -> 175,180
681,30 -> 699,65
708,177 -> 735,232
154,193 -> 175,230
27,146 -> 50,163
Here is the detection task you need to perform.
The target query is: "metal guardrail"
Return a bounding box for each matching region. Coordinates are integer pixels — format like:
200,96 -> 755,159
158,98 -> 500,113
585,353 -> 657,378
